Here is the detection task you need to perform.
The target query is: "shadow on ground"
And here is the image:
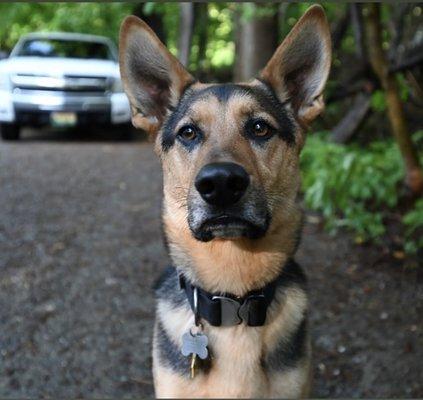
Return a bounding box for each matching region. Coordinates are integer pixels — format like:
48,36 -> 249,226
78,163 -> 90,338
18,126 -> 145,143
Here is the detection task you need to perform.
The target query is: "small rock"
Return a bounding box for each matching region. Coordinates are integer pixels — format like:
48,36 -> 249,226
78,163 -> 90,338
50,242 -> 65,253
34,302 -> 57,322
128,204 -> 145,212
393,250 -> 405,259
37,302 -> 56,314
404,342 -> 413,353
362,285 -> 372,294
337,345 -> 346,353
352,354 -> 365,364
346,264 -> 358,275
105,277 -> 118,286
315,335 -> 333,350
306,215 -> 321,224
380,311 -> 389,320
317,363 -> 326,373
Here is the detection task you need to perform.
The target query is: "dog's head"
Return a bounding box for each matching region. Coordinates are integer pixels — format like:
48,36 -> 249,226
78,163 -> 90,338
119,6 -> 331,289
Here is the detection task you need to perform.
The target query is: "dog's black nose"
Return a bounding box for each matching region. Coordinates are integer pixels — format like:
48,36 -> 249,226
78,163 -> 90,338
195,162 -> 250,207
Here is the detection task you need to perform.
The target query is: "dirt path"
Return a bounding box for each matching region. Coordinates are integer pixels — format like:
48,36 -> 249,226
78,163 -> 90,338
0,132 -> 422,398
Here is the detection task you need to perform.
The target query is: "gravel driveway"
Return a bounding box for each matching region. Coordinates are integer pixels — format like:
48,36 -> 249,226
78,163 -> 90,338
0,128 -> 422,398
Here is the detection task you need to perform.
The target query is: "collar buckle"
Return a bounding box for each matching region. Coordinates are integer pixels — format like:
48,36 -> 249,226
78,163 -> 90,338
212,296 -> 242,326
212,294 -> 266,326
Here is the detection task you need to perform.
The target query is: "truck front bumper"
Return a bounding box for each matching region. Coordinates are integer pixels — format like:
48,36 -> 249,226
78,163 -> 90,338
0,89 -> 131,126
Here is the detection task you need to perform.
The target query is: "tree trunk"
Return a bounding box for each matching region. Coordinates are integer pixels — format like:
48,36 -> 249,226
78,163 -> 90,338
234,4 -> 278,81
330,91 -> 372,143
350,3 -> 365,59
132,3 -> 166,44
178,3 -> 195,67
363,3 -> 423,195
331,8 -> 350,51
195,3 -> 208,79
388,3 -> 411,60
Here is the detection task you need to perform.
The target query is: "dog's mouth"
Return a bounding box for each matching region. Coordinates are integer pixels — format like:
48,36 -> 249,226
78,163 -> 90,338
193,214 -> 269,242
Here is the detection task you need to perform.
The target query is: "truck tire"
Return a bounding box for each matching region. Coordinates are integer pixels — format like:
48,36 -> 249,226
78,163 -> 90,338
0,123 -> 20,141
115,123 -> 133,141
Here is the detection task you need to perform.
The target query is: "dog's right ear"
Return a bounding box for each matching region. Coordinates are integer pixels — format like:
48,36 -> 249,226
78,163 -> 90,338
119,16 -> 194,135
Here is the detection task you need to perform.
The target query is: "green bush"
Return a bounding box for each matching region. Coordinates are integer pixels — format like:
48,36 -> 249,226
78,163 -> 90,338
403,198 -> 423,254
300,132 -> 422,253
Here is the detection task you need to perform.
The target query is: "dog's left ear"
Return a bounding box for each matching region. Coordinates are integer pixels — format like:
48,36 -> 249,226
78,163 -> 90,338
119,16 -> 194,135
260,5 -> 331,127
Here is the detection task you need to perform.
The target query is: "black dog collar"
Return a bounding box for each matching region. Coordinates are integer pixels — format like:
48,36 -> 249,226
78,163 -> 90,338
179,260 -> 298,327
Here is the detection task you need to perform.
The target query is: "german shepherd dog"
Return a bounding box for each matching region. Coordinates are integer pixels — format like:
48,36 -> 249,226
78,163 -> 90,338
119,5 -> 331,398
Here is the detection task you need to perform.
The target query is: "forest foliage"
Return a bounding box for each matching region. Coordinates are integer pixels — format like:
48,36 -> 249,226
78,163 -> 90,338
0,2 -> 422,257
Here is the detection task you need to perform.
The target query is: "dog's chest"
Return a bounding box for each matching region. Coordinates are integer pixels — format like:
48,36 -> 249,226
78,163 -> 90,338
179,323 -> 309,399
203,325 -> 268,397
155,301 -> 270,397
153,266 -> 310,397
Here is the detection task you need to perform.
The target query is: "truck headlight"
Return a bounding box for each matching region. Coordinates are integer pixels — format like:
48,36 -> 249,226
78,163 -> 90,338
111,78 -> 124,93
0,74 -> 10,91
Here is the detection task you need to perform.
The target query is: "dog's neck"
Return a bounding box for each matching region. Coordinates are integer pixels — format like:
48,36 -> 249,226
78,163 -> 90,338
163,204 -> 303,297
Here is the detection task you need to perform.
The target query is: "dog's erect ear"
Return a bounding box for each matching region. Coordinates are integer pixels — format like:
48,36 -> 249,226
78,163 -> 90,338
119,16 -> 194,135
260,5 -> 331,127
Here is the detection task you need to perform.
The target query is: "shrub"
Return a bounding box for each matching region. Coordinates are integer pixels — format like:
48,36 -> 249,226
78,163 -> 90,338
300,132 -> 422,252
403,198 -> 423,255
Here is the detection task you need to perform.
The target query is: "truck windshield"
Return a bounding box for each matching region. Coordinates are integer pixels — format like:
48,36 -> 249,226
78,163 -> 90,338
16,39 -> 114,61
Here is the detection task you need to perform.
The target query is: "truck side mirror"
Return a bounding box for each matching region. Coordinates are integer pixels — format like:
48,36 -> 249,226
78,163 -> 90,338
0,51 -> 9,60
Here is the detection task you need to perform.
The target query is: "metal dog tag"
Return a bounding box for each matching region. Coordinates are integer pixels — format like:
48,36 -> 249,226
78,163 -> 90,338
181,331 -> 208,360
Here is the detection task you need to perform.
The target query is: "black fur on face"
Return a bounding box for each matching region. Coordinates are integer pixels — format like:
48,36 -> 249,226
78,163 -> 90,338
160,82 -> 297,153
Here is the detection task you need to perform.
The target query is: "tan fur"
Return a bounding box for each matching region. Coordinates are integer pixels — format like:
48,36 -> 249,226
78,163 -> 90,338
159,88 -> 302,295
154,287 -> 309,398
119,4 -> 332,398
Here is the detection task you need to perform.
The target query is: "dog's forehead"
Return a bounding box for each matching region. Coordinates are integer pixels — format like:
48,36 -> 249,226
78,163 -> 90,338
189,82 -> 253,100
184,84 -> 261,120
166,81 -> 287,128
184,82 -> 262,113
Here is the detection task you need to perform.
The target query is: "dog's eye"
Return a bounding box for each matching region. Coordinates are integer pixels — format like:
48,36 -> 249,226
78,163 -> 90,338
177,125 -> 199,143
252,121 -> 270,137
246,119 -> 274,141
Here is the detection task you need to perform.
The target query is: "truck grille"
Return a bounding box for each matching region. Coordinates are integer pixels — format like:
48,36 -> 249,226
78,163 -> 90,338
11,74 -> 110,93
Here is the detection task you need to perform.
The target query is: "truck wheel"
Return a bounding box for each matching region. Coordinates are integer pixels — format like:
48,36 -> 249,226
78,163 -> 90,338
0,123 -> 20,140
116,123 -> 133,141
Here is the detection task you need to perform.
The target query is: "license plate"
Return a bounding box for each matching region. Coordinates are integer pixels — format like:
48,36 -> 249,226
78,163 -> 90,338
50,112 -> 77,127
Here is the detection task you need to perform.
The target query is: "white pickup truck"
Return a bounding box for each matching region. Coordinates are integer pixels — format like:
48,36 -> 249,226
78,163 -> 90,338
0,32 -> 131,140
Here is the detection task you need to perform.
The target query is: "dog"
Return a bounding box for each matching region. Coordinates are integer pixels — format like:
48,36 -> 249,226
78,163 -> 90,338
119,5 -> 331,398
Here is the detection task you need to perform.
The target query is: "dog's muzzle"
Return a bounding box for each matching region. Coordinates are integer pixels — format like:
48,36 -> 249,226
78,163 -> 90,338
188,162 -> 270,241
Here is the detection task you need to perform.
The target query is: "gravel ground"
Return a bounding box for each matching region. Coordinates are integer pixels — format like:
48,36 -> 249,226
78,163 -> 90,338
0,128 -> 422,398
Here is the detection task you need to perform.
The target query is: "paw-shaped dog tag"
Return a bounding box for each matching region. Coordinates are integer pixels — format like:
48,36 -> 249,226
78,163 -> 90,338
181,331 -> 208,360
